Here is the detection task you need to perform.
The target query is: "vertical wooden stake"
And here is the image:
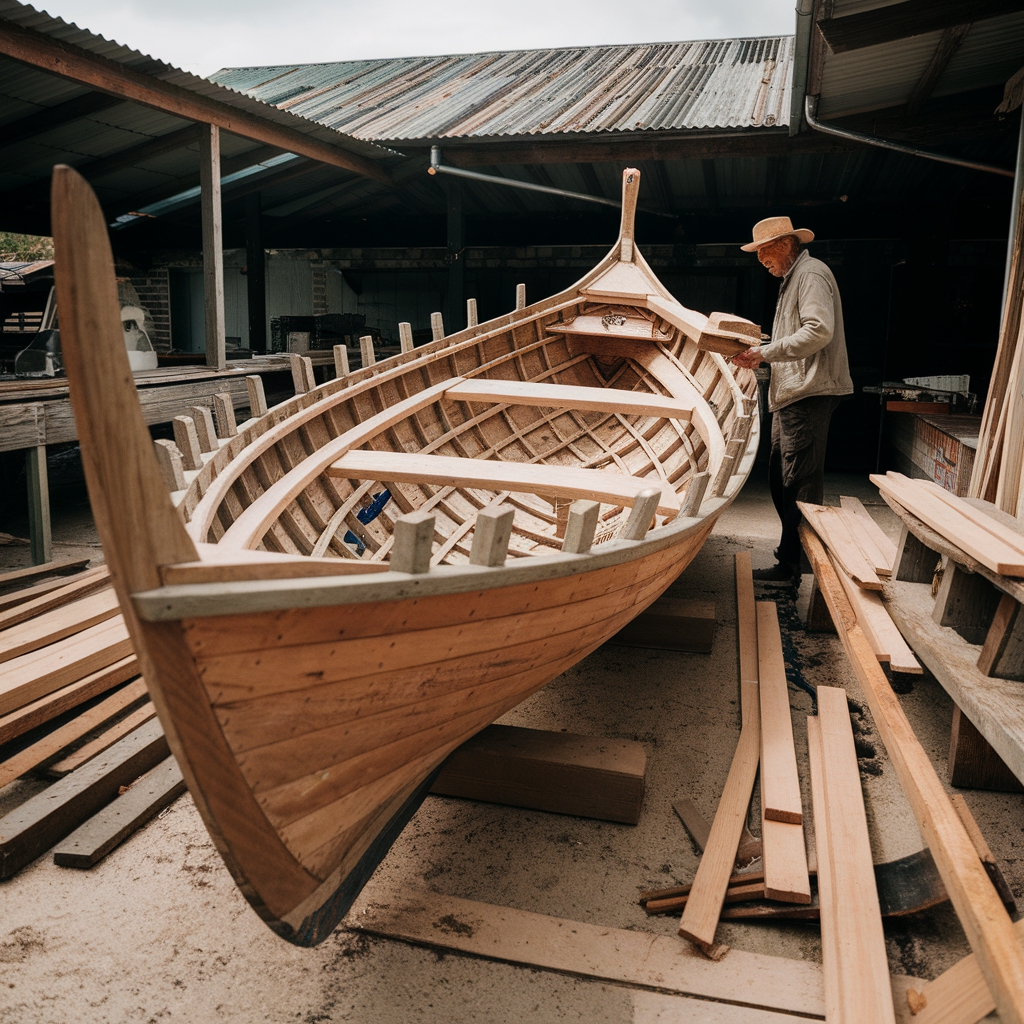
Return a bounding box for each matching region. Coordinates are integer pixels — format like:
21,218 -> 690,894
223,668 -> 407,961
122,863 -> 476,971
469,504 -> 515,567
391,511 -> 435,574
289,353 -> 308,394
301,355 -> 315,391
680,471 -> 710,518
245,375 -> 268,417
466,298 -> 478,327
712,438 -> 744,497
26,445 -> 51,566
562,500 -> 600,554
430,312 -> 445,342
620,488 -> 661,541
172,416 -> 203,470
359,335 -> 376,367
199,124 -> 225,371
515,283 -> 526,310
154,440 -> 186,491
333,344 -> 350,378
399,323 -> 414,354
189,405 -> 217,453
212,393 -> 237,438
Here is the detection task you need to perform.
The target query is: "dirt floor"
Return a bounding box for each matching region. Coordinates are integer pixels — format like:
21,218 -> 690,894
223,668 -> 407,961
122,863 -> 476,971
0,459 -> 1020,1023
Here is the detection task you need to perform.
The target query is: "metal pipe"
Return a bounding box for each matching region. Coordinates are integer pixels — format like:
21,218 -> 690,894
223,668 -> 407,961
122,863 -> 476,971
428,146 -> 676,218
789,0 -> 815,137
804,95 -> 1013,178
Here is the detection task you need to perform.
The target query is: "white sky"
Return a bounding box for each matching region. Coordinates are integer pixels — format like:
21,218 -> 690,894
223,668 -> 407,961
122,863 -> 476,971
33,0 -> 795,77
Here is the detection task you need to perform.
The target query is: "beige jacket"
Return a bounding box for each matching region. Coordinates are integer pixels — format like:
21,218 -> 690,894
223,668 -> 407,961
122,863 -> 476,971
758,249 -> 854,412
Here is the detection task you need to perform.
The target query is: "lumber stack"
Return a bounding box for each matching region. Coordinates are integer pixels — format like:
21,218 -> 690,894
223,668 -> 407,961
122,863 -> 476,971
0,560 -> 180,876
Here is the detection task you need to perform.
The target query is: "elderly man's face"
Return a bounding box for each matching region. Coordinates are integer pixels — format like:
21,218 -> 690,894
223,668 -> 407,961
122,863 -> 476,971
757,236 -> 800,277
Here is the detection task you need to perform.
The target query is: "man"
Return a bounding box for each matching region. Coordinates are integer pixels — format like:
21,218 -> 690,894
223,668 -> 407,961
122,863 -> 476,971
732,216 -> 853,582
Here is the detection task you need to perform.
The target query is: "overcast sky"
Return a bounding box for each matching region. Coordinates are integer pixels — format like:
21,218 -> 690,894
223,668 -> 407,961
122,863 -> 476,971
35,0 -> 795,77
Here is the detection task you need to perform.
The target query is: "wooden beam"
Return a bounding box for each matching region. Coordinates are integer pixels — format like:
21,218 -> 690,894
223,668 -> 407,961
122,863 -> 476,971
818,0 -> 1016,54
907,24 -> 973,116
840,495 -> 897,569
200,125 -> 226,371
26,444 -> 51,566
799,501 -> 882,589
0,566 -> 109,628
0,20 -> 391,183
0,558 -> 90,592
430,724 -> 646,824
0,588 -> 120,665
736,551 -> 758,685
329,451 -> 679,516
801,521 -> 1024,1024
0,91 -> 122,150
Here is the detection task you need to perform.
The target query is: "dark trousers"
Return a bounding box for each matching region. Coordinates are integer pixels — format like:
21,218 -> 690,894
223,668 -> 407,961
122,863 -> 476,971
769,395 -> 840,567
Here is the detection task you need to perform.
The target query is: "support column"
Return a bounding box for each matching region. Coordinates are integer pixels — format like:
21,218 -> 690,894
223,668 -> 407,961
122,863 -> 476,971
245,192 -> 267,353
200,123 -> 226,370
446,179 -> 464,335
26,445 -> 51,565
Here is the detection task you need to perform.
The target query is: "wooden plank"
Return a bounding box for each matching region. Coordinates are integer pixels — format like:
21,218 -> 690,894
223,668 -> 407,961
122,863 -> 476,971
330,450 -> 678,516
0,616 -> 133,716
347,887 -> 828,1018
52,756 -> 185,868
839,505 -> 893,577
871,473 -> 1024,576
0,567 -> 109,627
26,444 -> 51,566
47,701 -> 156,777
948,704 -> 1024,793
445,378 -> 694,420
757,602 -> 803,824
0,558 -> 89,591
950,791 -> 1018,911
802,522 -> 1024,1024
892,523 -> 940,584
798,502 -> 883,590
977,593 -> 1024,681
830,553 -> 921,674
0,718 -> 168,879
0,588 -> 121,664
678,679 -> 760,949
0,678 -> 148,789
840,495 -> 897,568
736,551 -> 758,685
609,597 -> 716,653
0,656 -> 139,747
816,686 -> 896,1024
430,724 -> 646,824
671,798 -> 762,870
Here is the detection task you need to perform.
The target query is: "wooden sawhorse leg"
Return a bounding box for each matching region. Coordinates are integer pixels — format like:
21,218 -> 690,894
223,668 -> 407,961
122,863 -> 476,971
26,445 -> 51,566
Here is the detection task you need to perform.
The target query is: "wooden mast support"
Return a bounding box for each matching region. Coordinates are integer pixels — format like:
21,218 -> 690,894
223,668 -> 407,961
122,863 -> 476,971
199,125 -> 226,371
801,521 -> 1024,1024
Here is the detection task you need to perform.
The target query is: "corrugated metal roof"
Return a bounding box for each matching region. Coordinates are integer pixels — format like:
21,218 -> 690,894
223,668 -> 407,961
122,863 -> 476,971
213,36 -> 794,143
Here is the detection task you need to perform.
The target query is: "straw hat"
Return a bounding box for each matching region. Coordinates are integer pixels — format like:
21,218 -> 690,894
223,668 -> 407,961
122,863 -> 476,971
740,216 -> 814,252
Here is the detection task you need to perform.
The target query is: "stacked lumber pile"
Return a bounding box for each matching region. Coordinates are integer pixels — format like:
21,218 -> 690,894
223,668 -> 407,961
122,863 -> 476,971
798,497 -> 921,675
0,560 -> 181,876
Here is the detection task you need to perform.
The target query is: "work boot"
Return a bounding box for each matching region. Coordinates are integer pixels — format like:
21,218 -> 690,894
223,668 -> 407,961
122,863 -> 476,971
752,561 -> 799,584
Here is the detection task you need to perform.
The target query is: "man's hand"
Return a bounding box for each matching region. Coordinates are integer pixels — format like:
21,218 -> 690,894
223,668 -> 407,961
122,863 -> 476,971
731,346 -> 763,369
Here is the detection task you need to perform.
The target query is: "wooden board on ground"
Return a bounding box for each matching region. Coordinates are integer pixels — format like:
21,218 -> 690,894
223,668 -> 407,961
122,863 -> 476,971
0,568 -> 110,625
0,656 -> 139,747
0,558 -> 90,593
814,686 -> 896,1023
0,718 -> 168,879
53,756 -> 185,868
0,677 -> 148,789
736,551 -> 758,685
430,724 -> 646,824
608,597 -> 715,652
798,502 -> 883,589
801,522 -> 1024,1024
672,798 -> 762,869
47,701 -> 156,777
0,588 -> 121,664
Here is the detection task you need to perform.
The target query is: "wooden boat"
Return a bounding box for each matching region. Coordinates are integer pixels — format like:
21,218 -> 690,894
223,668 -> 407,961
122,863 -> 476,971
52,165 -> 759,945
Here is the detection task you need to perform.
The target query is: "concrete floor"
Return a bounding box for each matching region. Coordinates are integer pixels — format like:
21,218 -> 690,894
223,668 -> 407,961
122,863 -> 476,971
1,464 -> 1022,1023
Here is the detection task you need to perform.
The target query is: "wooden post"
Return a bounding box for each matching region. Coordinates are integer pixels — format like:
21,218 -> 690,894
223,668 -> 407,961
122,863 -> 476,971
933,560 -> 1003,644
244,192 -> 266,352
26,445 -> 51,566
199,123 -> 226,371
153,440 -> 186,491
515,283 -> 526,310
978,594 -> 1024,681
949,705 -> 1024,792
711,439 -> 744,497
561,500 -> 599,554
466,298 -> 478,328
189,405 -> 217,453
359,335 -> 376,367
430,311 -> 445,342
446,178 -> 464,333
893,524 -> 939,583
289,353 -> 309,394
679,471 -> 710,518
172,416 -> 203,470
469,504 -> 515,567
398,322 -> 414,354
333,344 -> 350,378
391,511 -> 435,574
619,488 -> 661,541
212,393 -> 237,438
245,374 -> 268,417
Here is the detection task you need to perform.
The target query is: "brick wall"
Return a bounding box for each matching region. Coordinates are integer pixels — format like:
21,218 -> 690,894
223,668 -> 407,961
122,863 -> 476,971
129,269 -> 171,351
